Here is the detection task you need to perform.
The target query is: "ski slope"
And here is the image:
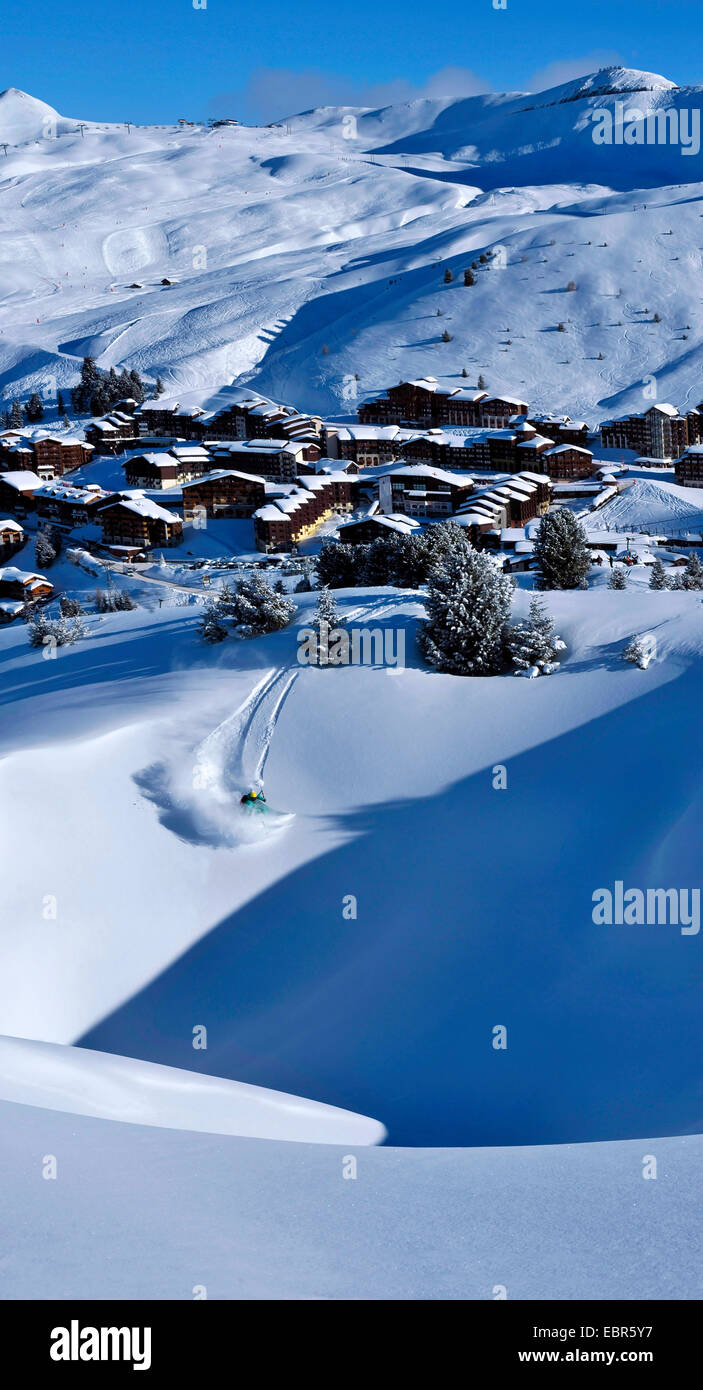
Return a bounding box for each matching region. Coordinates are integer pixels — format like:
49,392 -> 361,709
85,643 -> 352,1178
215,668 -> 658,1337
2,581 -> 703,1149
4,68 -> 703,420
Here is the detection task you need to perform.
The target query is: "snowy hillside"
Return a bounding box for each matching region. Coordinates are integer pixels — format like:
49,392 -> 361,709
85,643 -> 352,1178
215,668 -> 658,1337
4,67 -> 703,419
2,578 -> 703,1148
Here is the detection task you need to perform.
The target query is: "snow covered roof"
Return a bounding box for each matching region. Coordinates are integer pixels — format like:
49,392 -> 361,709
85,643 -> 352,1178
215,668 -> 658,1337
0,517 -> 24,531
255,505 -> 292,523
181,469 -> 266,488
339,514 -> 420,536
106,492 -> 180,523
376,462 -> 473,486
34,479 -> 109,503
544,443 -> 593,456
0,470 -> 43,490
0,566 -> 50,584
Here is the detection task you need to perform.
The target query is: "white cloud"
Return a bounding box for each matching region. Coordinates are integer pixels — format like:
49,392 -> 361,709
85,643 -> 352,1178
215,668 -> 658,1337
210,66 -> 490,126
527,53 -> 622,94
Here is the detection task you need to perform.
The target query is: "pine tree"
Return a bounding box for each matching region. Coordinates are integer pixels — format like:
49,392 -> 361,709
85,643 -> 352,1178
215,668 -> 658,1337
533,510 -> 591,590
60,594 -> 84,617
316,540 -> 362,588
10,399 -> 23,428
199,600 -> 228,644
505,595 -> 566,676
608,566 -> 627,590
25,391 -> 44,423
419,548 -> 514,676
463,269 -> 476,286
154,377 -> 165,398
441,329 -> 453,342
232,573 -> 296,636
477,374 -> 486,390
57,390 -> 67,417
28,612 -> 84,648
443,268 -> 454,283
311,586 -> 343,665
35,531 -> 57,569
649,557 -> 669,590
681,551 -> 703,590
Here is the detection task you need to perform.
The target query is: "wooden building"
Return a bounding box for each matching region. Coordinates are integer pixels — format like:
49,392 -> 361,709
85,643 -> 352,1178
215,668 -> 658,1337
182,470 -> 267,518
97,493 -> 183,549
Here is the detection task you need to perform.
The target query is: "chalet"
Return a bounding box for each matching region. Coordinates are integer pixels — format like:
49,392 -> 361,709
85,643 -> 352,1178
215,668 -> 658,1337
539,444 -> 595,480
0,566 -> 53,601
84,411 -> 140,455
182,470 -> 267,518
375,464 -> 475,518
358,378 -> 489,428
325,424 -> 410,467
357,379 -> 529,430
599,403 -> 689,460
253,473 -> 354,552
0,518 -> 25,555
31,433 -> 94,477
675,444 -> 703,488
207,438 -> 321,480
97,493 -> 183,549
123,445 -> 211,488
137,388 -> 321,445
34,479 -> 110,532
0,471 -> 43,517
479,396 -> 530,429
527,413 -> 591,448
455,472 -> 551,542
337,514 -> 422,545
135,399 -> 207,440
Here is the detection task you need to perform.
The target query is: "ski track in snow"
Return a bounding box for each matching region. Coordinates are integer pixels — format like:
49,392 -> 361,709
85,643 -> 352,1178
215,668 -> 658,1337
137,665 -> 298,847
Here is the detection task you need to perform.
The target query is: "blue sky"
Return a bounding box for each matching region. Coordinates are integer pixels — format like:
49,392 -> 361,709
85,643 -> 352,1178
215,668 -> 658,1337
3,0 -> 702,124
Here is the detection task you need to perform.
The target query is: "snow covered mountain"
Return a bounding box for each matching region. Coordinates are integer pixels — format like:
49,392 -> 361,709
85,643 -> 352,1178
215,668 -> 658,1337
3,67 -> 703,420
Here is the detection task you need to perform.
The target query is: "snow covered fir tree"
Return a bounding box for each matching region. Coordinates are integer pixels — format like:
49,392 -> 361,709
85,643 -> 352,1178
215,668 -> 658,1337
533,510 -> 591,590
505,596 -> 566,677
419,546 -> 514,676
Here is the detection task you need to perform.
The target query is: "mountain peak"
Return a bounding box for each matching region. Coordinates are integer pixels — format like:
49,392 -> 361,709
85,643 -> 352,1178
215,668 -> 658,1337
0,87 -> 62,144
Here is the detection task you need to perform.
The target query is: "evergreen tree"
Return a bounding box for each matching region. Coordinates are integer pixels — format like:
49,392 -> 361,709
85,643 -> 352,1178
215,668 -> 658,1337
505,595 -> 566,675
9,399 -> 23,428
463,269 -> 476,286
681,551 -> 703,590
608,566 -> 627,590
649,557 -> 669,590
57,390 -> 67,417
25,391 -> 44,423
316,540 -> 362,588
154,377 -> 165,398
199,600 -> 228,644
35,531 -> 57,569
533,510 -> 591,590
72,356 -> 102,413
232,573 -> 296,637
90,385 -> 109,417
419,548 -> 514,676
311,586 -> 343,665
441,329 -> 453,342
443,267 -> 454,283
477,374 -> 486,390
28,612 -> 84,648
59,594 -> 84,617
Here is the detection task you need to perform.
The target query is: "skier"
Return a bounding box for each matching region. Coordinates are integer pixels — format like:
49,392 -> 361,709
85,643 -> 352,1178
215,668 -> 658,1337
240,789 -> 267,811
